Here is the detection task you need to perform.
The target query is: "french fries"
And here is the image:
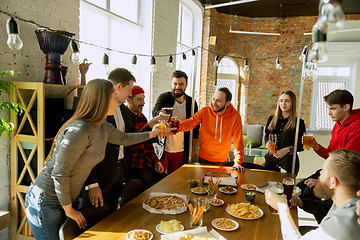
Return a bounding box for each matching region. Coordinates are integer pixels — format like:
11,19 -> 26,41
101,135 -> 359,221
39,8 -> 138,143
188,203 -> 206,226
208,176 -> 221,196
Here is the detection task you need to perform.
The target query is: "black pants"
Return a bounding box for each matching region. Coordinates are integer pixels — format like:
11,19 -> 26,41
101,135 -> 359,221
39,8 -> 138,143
131,165 -> 167,190
263,153 -> 299,175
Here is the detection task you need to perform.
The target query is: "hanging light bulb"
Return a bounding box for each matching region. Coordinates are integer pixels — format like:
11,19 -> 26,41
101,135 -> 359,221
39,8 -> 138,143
244,59 -> 250,71
70,40 -> 80,65
309,23 -> 328,63
131,55 -> 137,69
6,17 -> 23,50
192,49 -> 196,57
182,53 -> 187,62
299,46 -> 309,62
167,55 -> 173,68
276,57 -> 282,70
317,0 -> 345,33
213,55 -> 220,67
103,53 -> 110,74
150,56 -> 157,73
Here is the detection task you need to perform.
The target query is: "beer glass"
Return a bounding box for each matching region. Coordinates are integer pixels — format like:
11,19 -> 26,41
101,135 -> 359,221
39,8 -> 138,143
303,132 -> 313,150
269,134 -> 277,155
267,182 -> 284,214
162,107 -> 173,122
158,120 -> 166,142
169,116 -> 180,134
282,178 -> 295,206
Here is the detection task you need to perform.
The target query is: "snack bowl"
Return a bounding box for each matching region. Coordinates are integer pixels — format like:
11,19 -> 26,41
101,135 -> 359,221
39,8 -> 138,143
188,179 -> 200,188
219,186 -> 237,194
244,191 -> 256,203
210,198 -> 224,206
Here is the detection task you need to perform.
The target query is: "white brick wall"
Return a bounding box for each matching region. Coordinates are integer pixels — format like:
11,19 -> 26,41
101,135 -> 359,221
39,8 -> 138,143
0,0 -> 79,239
150,0 -> 179,111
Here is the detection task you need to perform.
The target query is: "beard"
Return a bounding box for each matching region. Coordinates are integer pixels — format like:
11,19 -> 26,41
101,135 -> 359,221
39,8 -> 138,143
213,104 -> 226,113
313,179 -> 334,200
172,88 -> 185,98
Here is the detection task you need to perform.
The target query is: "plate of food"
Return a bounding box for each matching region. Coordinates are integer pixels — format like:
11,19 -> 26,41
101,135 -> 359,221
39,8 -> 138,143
126,229 -> 153,240
240,184 -> 256,191
226,202 -> 263,220
219,186 -> 237,194
156,219 -> 184,234
191,186 -> 208,194
210,198 -> 224,206
146,195 -> 187,210
211,218 -> 239,231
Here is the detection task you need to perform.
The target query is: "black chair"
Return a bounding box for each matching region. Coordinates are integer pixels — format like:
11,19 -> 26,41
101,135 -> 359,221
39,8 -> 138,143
118,179 -> 144,207
59,203 -> 112,240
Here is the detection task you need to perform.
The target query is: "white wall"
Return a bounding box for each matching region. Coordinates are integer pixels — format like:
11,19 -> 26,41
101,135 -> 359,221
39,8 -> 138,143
0,0 -> 79,239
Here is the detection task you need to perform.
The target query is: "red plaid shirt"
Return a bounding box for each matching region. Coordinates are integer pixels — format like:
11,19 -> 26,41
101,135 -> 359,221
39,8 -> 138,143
127,108 -> 159,169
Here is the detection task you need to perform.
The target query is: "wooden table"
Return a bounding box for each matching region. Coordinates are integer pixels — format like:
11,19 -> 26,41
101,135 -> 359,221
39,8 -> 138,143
75,164 -> 297,240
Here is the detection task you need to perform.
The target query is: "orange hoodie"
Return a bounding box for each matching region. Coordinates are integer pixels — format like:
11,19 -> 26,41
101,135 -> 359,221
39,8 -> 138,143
178,103 -> 244,165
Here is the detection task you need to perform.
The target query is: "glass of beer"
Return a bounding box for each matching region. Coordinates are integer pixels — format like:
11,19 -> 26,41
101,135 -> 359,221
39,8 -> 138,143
282,178 -> 295,206
162,107 -> 174,120
158,120 -> 166,142
303,132 -> 313,150
169,116 -> 180,134
267,182 -> 284,214
269,134 -> 277,155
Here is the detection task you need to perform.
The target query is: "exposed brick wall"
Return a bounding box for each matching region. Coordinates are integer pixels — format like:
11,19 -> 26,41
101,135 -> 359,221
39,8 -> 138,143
0,1 -> 79,239
200,9 -> 360,128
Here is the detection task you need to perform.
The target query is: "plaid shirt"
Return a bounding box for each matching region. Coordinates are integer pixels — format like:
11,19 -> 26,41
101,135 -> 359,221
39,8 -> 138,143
127,108 -> 159,169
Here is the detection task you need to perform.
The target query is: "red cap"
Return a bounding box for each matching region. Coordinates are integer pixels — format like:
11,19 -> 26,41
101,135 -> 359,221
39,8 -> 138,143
131,85 -> 145,97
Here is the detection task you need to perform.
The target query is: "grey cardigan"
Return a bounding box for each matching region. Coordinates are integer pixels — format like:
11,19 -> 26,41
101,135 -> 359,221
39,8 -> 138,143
32,120 -> 150,206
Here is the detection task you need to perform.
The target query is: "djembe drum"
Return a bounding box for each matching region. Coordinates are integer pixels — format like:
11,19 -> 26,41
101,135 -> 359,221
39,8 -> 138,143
35,28 -> 74,84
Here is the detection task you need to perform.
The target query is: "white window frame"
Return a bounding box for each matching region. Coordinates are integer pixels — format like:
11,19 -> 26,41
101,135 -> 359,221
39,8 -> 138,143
310,64 -> 355,130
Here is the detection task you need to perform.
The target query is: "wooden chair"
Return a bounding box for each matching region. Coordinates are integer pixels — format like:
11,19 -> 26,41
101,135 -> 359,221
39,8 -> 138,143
59,203 -> 112,240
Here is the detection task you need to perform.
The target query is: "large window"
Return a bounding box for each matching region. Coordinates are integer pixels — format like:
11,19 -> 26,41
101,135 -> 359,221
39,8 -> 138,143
310,66 -> 353,129
80,0 -> 142,81
216,57 -> 239,111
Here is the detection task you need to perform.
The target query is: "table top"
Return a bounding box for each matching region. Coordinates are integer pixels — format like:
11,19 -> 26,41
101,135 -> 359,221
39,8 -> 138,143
75,164 -> 297,240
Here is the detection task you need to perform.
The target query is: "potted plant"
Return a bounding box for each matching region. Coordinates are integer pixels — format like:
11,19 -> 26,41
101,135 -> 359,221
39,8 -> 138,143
0,70 -> 24,137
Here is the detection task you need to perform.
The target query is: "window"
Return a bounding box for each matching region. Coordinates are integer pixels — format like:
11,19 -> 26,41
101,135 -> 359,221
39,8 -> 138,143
310,66 -> 352,129
216,57 -> 239,111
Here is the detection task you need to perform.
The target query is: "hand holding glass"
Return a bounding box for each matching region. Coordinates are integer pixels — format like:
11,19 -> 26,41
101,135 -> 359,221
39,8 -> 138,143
303,132 -> 313,150
269,134 -> 277,155
158,120 -> 166,142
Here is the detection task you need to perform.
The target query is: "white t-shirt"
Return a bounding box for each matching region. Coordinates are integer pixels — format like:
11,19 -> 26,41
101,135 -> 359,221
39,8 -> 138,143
165,100 -> 186,153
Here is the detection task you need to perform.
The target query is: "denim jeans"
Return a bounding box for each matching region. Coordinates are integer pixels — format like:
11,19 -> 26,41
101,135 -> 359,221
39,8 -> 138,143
25,185 -> 67,240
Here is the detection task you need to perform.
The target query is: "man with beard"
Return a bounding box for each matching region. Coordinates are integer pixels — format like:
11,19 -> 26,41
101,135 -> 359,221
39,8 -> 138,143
127,85 -> 169,189
152,70 -> 199,174
177,87 -> 245,172
266,149 -> 360,240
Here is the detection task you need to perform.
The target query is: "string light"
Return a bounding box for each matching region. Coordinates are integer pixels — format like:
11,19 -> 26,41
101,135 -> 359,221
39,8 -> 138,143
150,56 -> 157,73
167,55 -> 173,68
182,53 -> 187,62
131,55 -> 137,67
244,59 -> 250,71
213,55 -> 220,67
102,53 -> 109,74
192,49 -> 196,56
70,40 -> 80,65
6,17 -> 23,50
276,57 -> 282,70
299,46 -> 309,62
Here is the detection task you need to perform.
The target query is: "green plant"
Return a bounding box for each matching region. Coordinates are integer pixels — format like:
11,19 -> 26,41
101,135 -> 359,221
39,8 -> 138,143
0,70 -> 24,138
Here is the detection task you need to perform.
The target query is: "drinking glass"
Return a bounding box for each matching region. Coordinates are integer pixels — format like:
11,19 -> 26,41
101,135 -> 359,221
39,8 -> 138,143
190,212 -> 203,228
267,182 -> 284,214
158,120 -> 166,142
303,132 -> 313,150
282,178 -> 295,206
162,107 -> 173,122
269,134 -> 277,155
169,116 -> 180,134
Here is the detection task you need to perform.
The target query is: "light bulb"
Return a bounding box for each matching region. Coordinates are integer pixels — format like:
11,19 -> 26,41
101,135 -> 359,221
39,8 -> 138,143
104,65 -> 110,75
299,46 -> 308,62
6,17 -> 23,50
309,42 -> 328,63
192,49 -> 196,56
244,59 -> 249,71
276,57 -> 282,70
71,52 -> 80,65
167,55 -> 173,68
213,55 -> 219,67
151,65 -> 157,73
182,53 -> 187,62
318,1 -> 345,33
131,55 -> 137,69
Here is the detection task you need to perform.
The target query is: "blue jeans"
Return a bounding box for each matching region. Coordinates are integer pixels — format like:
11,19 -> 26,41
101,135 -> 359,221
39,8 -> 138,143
25,185 -> 67,240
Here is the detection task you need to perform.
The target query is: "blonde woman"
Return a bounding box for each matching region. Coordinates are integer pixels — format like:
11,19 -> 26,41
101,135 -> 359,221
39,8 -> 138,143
25,79 -> 166,240
263,90 -> 305,175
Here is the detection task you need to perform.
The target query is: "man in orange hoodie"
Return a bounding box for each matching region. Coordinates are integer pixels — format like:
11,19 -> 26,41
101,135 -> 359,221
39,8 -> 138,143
178,87 -> 245,172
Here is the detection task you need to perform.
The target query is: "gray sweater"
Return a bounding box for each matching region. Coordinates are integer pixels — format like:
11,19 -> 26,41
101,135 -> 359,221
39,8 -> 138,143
32,120 -> 150,206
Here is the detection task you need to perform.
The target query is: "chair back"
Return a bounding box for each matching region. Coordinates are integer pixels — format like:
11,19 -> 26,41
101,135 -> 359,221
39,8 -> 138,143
59,203 -> 112,240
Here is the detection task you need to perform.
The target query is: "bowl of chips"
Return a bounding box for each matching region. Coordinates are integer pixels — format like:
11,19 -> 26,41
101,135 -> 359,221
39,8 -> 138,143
226,202 -> 263,220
